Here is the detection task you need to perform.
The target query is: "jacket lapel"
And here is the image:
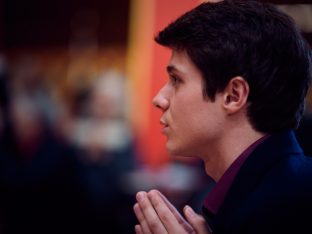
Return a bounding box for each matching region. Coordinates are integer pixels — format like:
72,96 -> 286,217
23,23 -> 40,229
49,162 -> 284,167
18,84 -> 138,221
210,130 -> 303,231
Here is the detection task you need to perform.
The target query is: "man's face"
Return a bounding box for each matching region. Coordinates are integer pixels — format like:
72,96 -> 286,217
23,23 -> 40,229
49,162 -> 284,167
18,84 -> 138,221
153,50 -> 225,157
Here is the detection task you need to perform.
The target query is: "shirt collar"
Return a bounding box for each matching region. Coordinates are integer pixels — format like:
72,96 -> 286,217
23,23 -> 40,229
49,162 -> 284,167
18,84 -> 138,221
203,134 -> 270,215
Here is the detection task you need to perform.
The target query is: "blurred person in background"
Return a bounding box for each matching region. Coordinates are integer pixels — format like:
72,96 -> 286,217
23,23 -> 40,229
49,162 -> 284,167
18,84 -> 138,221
133,1 -> 312,234
0,56 -> 138,233
0,55 -> 85,234
66,69 -> 137,233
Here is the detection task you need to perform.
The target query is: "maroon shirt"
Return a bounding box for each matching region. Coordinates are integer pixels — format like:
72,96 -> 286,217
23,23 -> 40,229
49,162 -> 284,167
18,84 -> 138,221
203,135 -> 270,215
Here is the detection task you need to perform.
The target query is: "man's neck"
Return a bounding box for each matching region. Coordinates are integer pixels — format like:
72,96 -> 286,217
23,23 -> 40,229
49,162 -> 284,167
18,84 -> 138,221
202,123 -> 266,182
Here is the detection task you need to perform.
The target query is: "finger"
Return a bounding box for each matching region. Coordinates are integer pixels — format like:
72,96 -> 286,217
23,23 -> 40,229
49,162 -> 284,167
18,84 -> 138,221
136,191 -> 168,234
135,224 -> 144,234
184,205 -> 211,234
148,190 -> 188,233
133,203 -> 152,234
158,190 -> 194,233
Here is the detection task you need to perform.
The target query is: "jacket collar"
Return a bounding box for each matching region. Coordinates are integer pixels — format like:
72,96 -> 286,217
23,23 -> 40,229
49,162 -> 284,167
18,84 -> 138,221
207,130 -> 303,230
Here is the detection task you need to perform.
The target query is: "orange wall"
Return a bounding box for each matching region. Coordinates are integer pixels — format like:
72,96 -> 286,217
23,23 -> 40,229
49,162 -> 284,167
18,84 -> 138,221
127,0 -> 201,167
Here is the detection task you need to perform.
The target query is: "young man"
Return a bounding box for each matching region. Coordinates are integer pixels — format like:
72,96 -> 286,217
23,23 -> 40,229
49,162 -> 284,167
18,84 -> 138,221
134,1 -> 312,233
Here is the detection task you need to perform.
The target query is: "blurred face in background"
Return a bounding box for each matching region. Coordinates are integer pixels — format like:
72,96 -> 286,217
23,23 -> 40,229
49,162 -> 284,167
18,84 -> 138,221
10,96 -> 43,144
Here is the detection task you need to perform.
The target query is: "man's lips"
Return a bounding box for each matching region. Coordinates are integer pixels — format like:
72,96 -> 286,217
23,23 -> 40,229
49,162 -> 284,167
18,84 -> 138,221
160,119 -> 169,132
160,119 -> 169,127
161,126 -> 169,134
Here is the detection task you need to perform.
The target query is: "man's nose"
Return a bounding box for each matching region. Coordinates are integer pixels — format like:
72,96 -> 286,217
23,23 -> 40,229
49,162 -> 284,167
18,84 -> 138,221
152,88 -> 169,111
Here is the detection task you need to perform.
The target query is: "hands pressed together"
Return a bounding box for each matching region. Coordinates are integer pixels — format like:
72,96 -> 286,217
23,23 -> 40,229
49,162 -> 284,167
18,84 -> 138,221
133,189 -> 212,234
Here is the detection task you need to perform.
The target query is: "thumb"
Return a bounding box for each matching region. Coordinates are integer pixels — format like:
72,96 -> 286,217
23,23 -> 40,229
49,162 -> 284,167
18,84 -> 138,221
184,205 -> 212,234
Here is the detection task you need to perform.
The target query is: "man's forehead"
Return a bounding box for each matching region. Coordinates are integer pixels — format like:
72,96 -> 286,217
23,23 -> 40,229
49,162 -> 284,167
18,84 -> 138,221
167,49 -> 196,75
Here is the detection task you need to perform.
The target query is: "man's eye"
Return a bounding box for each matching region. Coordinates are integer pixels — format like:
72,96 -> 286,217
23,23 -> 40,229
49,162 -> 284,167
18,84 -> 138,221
170,75 -> 180,86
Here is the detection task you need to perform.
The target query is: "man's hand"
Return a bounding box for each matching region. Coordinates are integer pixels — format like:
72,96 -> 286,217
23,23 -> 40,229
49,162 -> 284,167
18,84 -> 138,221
133,189 -> 211,234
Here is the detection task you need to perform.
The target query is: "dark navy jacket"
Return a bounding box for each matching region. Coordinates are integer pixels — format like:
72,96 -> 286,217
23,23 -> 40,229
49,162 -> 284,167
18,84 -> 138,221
203,130 -> 312,234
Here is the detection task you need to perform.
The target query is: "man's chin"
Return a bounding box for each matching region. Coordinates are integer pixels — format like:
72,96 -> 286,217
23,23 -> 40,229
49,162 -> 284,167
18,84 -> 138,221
166,141 -> 177,154
166,143 -> 192,157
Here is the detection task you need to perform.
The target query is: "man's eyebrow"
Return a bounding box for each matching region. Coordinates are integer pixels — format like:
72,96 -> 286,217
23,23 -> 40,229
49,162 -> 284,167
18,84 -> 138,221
166,65 -> 178,74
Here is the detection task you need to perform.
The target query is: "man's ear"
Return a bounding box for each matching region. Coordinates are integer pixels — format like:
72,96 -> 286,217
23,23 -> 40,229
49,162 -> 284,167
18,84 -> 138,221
222,76 -> 249,114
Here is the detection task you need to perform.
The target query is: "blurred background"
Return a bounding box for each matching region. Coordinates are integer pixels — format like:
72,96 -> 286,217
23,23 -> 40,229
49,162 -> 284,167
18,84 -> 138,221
0,0 -> 311,233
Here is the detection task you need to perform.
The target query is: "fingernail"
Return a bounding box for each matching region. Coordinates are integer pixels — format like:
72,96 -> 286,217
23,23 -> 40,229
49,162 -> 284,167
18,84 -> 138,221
135,225 -> 140,234
136,192 -> 144,202
185,205 -> 195,218
133,203 -> 139,212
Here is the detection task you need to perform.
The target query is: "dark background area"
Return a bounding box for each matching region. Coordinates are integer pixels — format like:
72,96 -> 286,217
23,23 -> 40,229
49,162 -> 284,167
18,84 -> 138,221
0,0 -> 311,51
0,0 -> 130,50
